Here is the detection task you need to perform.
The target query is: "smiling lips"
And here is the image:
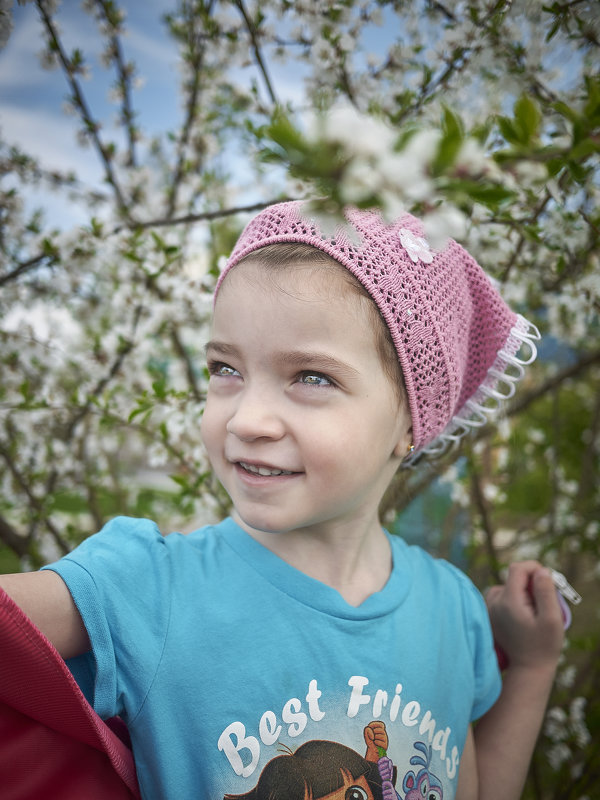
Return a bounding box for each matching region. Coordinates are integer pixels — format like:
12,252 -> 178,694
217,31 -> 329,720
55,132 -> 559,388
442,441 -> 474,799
237,461 -> 297,477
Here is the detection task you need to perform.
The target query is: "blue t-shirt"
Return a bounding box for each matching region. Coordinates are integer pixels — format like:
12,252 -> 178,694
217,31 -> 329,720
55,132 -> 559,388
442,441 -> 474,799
44,517 -> 500,800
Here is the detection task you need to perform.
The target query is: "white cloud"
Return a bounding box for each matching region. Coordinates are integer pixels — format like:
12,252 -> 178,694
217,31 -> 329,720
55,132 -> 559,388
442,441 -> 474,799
125,25 -> 179,73
1,103 -> 106,229
0,11 -> 48,91
2,104 -> 103,183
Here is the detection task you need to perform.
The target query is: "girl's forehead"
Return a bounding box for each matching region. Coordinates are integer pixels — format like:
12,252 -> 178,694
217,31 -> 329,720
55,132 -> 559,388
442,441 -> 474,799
212,262 -> 380,350
216,256 -> 355,301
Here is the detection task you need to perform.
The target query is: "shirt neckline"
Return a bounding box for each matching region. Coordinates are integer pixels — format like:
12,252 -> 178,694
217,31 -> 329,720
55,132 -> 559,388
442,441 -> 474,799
215,517 -> 413,620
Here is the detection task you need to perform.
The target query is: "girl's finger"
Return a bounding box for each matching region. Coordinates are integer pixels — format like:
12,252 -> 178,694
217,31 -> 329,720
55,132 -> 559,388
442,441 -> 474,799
530,568 -> 563,622
505,560 -> 541,590
484,585 -> 502,606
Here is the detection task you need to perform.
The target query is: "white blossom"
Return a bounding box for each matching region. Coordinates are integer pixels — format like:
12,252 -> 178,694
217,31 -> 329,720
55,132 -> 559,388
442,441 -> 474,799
423,205 -> 468,250
319,104 -> 397,158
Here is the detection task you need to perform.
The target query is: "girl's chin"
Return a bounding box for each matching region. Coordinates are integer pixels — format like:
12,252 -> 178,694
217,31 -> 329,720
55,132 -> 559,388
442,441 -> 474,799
232,509 -> 294,537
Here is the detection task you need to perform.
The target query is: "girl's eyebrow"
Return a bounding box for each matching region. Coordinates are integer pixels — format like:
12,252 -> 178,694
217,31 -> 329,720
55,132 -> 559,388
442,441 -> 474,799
204,341 -> 359,377
204,340 -> 239,358
277,350 -> 360,377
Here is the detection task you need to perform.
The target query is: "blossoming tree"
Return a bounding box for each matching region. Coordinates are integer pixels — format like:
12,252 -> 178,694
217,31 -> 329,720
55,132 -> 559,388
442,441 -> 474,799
0,1 -> 598,795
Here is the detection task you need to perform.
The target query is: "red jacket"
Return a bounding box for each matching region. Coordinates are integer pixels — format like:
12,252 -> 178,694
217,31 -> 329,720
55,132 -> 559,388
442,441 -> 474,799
0,587 -> 140,800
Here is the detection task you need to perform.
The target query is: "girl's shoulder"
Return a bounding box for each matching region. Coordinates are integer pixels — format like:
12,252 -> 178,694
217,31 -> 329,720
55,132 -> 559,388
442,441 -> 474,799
72,514 -> 223,553
390,534 -> 483,602
44,516 -> 226,584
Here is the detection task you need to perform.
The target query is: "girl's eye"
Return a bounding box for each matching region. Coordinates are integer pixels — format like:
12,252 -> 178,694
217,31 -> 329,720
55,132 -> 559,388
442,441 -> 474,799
345,788 -> 368,800
298,371 -> 332,387
208,362 -> 240,378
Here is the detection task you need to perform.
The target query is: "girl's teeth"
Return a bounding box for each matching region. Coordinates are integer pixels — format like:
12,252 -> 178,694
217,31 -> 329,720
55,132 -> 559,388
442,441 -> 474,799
240,462 -> 292,476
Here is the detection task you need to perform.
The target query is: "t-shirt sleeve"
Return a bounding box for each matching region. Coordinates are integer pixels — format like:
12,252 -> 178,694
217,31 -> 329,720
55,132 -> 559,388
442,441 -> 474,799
41,516 -> 173,722
457,570 -> 502,721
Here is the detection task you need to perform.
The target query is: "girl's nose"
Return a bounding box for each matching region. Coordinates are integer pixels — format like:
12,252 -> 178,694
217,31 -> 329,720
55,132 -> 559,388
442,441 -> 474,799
226,389 -> 285,442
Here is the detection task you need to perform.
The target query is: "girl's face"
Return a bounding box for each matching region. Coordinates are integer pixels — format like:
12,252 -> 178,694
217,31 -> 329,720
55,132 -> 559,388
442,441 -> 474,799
201,261 -> 411,542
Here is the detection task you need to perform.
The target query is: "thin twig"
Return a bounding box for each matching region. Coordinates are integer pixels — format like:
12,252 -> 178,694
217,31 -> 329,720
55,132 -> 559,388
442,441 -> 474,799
116,197 -> 294,233
35,0 -> 132,218
470,463 -> 503,583
507,349 -> 600,417
2,198 -> 295,288
170,326 -> 202,400
0,514 -> 31,559
233,0 -> 278,106
0,253 -> 55,288
41,305 -> 144,512
0,438 -> 71,556
382,348 -> 600,516
500,191 -> 552,283
93,0 -> 138,167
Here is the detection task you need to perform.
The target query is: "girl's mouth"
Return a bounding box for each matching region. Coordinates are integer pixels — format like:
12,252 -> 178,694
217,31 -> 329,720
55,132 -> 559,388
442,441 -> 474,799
237,461 -> 296,477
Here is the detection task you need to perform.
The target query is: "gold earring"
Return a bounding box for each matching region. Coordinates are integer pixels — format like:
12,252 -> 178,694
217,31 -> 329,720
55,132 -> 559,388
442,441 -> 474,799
407,443 -> 415,455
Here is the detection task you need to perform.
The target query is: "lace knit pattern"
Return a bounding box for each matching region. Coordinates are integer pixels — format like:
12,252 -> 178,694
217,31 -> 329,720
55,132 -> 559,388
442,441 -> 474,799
217,200 -> 531,453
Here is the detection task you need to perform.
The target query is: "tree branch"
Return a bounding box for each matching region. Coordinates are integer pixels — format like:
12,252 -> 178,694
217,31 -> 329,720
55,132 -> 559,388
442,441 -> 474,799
0,438 -> 70,558
382,348 -> 600,516
117,197 -> 294,233
40,305 -> 143,523
506,349 -> 600,417
499,190 -> 553,283
233,0 -> 278,106
576,381 -> 600,506
0,253 -> 56,288
35,0 -> 132,218
470,462 -> 503,582
170,326 -> 202,401
0,514 -> 31,560
164,2 -> 209,219
93,0 -> 138,168
3,198 -> 295,287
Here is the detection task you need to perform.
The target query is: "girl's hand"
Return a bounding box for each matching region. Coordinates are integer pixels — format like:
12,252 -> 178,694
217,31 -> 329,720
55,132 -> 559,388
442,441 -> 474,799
486,561 -> 564,672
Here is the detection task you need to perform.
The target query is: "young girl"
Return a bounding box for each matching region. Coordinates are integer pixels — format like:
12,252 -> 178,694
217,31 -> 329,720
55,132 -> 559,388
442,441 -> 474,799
0,200 -> 565,800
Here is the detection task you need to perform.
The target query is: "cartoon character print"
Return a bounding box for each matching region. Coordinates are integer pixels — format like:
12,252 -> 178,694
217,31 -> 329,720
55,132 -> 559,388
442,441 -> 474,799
223,721 -> 400,800
400,741 -> 443,800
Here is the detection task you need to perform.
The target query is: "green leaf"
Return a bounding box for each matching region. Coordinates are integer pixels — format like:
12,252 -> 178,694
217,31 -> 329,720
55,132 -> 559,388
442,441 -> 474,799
570,138 -> 600,161
432,107 -> 464,175
551,100 -> 579,125
266,110 -> 309,158
546,157 -> 565,178
151,231 -> 167,251
583,75 -> 600,122
497,116 -> 520,145
152,378 -> 167,400
51,491 -> 88,514
444,178 -> 517,208
514,94 -> 541,143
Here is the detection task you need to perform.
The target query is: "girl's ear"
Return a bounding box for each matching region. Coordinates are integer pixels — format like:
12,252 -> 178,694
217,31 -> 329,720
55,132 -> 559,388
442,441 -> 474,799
392,425 -> 413,459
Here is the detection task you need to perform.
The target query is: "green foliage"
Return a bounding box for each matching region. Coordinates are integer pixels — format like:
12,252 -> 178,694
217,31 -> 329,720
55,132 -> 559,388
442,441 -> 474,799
431,106 -> 464,175
1,1 -> 599,793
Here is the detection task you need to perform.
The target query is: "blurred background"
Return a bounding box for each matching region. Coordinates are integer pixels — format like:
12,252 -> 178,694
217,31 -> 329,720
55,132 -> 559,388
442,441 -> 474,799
1,2 -> 598,796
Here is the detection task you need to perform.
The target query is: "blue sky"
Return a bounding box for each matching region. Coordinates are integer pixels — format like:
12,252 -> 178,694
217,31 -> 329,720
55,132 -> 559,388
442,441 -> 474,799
1,2 -> 401,231
2,2 -> 582,233
0,1 -> 191,226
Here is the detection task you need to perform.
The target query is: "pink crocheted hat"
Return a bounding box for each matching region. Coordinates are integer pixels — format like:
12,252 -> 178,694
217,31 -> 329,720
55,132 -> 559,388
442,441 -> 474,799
216,200 -> 540,460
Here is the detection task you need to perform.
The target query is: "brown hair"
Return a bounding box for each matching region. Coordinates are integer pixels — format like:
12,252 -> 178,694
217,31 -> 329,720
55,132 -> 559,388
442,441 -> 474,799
223,738 -> 384,800
233,243 -> 407,405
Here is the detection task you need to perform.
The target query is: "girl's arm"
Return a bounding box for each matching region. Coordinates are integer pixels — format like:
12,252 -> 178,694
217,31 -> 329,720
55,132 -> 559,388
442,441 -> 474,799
456,562 -> 565,800
0,571 -> 90,659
